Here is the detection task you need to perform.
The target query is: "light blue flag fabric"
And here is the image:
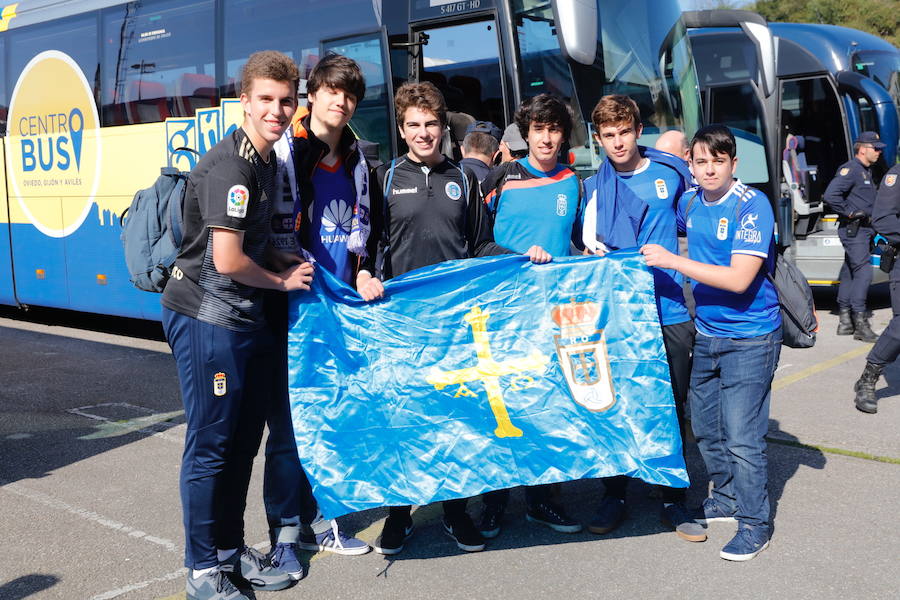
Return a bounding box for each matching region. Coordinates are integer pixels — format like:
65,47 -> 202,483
287,250 -> 688,519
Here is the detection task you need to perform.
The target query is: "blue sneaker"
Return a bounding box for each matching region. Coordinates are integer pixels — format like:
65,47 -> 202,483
693,497 -> 737,524
268,542 -> 305,581
720,525 -> 770,561
298,522 -> 371,556
588,496 -> 626,534
220,546 -> 294,592
661,502 -> 707,542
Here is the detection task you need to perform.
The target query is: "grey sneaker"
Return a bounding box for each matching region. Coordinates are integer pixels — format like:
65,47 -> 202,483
186,570 -> 249,600
661,502 -> 707,542
220,546 -> 295,592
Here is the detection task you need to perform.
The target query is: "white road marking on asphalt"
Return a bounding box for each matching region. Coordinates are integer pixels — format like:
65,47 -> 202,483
89,567 -> 188,600
0,481 -> 178,552
5,433 -> 33,439
92,541 -> 271,600
67,403 -> 184,445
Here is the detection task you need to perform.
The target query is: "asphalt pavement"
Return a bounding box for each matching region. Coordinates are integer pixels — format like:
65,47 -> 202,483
0,290 -> 898,600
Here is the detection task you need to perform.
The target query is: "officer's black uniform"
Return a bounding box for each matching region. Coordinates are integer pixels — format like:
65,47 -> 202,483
854,164 -> 900,413
823,156 -> 878,339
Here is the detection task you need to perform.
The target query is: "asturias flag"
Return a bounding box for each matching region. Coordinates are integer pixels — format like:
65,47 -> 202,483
288,250 -> 688,519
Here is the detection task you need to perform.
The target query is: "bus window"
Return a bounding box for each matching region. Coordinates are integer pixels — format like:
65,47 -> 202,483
660,20 -> 700,140
708,82 -> 768,185
8,14 -> 98,111
780,76 -> 848,203
223,0 -> 382,98
101,0 -> 215,126
323,34 -> 393,164
418,20 -> 504,130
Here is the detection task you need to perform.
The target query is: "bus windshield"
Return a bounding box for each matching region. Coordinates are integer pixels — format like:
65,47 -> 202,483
852,49 -> 900,123
512,0 -> 700,173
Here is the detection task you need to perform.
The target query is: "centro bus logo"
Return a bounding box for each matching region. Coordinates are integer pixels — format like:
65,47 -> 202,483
6,50 -> 102,237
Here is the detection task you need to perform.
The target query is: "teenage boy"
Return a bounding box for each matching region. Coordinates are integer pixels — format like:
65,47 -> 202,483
161,51 -> 308,600
477,94 -> 584,539
642,124 -> 782,561
582,95 -> 702,542
824,131 -> 886,342
360,81 -> 548,555
263,54 -> 373,580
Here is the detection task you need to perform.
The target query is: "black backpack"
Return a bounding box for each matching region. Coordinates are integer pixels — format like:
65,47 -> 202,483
120,164 -> 190,293
767,251 -> 818,348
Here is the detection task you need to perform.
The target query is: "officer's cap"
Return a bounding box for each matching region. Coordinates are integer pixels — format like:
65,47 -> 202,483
856,131 -> 886,150
465,120 -> 503,142
501,123 -> 528,152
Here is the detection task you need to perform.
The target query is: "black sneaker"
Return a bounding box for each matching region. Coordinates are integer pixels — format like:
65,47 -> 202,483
442,514 -> 486,552
479,505 -> 504,539
526,502 -> 582,533
373,515 -> 414,555
588,496 -> 626,534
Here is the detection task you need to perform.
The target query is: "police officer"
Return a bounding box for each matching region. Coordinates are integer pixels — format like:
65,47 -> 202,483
853,163 -> 900,413
824,131 -> 886,342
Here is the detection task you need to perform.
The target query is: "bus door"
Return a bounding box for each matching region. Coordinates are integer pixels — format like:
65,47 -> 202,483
408,3 -> 508,159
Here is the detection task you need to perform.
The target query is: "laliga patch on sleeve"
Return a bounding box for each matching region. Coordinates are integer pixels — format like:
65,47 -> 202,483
226,184 -> 250,218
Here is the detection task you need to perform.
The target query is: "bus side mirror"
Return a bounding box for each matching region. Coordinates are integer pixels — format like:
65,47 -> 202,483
552,0 -> 598,66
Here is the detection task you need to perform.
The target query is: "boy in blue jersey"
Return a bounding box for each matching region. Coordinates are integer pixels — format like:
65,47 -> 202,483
478,94 -> 582,538
582,95 -> 703,543
264,55 -> 374,579
642,124 -> 782,561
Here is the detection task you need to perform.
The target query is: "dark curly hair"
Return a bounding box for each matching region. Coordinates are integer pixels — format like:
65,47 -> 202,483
514,94 -> 572,141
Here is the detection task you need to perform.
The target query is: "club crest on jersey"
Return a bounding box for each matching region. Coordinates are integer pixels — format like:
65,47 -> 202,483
226,184 -> 249,218
655,178 -> 668,199
886,174 -> 897,187
213,372 -> 227,397
716,217 -> 729,241
556,194 -> 568,216
445,181 -> 462,200
840,167 -> 850,177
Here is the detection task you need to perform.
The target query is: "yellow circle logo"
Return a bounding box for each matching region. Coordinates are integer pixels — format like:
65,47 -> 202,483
6,50 -> 102,237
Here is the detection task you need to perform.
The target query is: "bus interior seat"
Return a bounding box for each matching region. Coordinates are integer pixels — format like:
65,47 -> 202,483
442,111 -> 475,162
783,133 -> 822,230
175,73 -> 216,116
124,80 -> 170,124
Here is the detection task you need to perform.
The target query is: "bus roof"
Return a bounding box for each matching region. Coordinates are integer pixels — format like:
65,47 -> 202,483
769,22 -> 899,75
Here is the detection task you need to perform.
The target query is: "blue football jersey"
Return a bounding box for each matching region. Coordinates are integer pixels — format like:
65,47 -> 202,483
676,180 -> 781,338
617,159 -> 689,326
486,158 -> 583,257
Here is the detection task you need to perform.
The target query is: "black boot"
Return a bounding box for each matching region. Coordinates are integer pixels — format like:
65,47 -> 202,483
853,312 -> 878,343
837,308 -> 854,335
853,362 -> 882,414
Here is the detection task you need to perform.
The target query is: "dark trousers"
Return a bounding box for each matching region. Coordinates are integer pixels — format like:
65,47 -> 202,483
163,308 -> 273,569
389,498 -> 469,521
262,292 -> 320,534
482,484 -> 551,511
602,319 -> 695,503
837,225 -> 874,313
868,258 -> 900,366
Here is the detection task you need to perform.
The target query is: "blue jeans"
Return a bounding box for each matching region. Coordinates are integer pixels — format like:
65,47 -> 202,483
689,330 -> 781,530
162,308 -> 273,569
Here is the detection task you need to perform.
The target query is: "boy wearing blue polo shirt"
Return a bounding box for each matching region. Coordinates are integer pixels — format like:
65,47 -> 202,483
641,124 -> 781,561
583,95 -> 700,542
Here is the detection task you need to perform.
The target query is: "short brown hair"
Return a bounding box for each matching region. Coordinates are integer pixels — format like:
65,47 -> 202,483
240,50 -> 300,97
307,53 -> 366,104
394,81 -> 447,128
591,95 -> 641,131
